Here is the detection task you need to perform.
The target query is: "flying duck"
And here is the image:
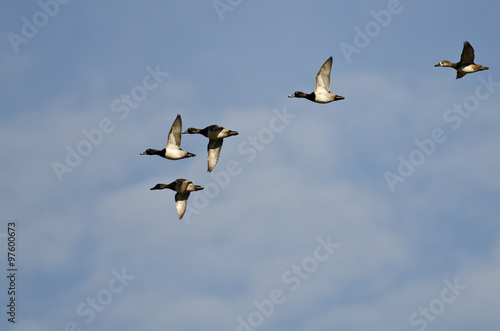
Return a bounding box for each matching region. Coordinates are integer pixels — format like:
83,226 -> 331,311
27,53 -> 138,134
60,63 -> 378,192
151,179 -> 204,219
141,114 -> 195,160
288,56 -> 344,103
183,125 -> 239,172
435,41 -> 489,79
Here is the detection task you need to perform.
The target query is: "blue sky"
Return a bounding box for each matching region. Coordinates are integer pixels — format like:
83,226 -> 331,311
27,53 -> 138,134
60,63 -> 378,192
1,1 -> 500,330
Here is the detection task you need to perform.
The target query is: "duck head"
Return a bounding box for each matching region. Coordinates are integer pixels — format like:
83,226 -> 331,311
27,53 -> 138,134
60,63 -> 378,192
182,128 -> 201,134
150,182 -> 177,191
288,91 -> 308,98
141,148 -> 157,155
435,60 -> 454,67
150,183 -> 169,190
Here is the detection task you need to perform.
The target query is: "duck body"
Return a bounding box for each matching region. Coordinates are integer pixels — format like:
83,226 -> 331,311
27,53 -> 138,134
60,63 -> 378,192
290,91 -> 345,104
140,148 -> 195,160
151,179 -> 204,219
435,41 -> 489,79
141,114 -> 195,160
288,56 -> 344,103
184,125 -> 238,140
183,125 -> 238,172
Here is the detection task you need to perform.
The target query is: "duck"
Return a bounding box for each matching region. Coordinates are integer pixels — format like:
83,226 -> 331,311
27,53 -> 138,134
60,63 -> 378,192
288,56 -> 344,103
140,114 -> 195,160
435,41 -> 489,79
150,179 -> 204,219
183,125 -> 239,172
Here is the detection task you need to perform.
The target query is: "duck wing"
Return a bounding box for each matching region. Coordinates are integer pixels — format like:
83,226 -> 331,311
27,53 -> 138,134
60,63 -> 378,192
174,191 -> 190,219
314,56 -> 333,94
456,71 -> 466,79
207,138 -> 223,172
460,41 -> 475,65
166,114 -> 183,150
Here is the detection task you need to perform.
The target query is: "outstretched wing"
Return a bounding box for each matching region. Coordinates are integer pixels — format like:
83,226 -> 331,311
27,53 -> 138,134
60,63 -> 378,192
174,191 -> 190,219
207,139 -> 223,172
166,114 -> 182,149
315,56 -> 332,94
460,41 -> 475,65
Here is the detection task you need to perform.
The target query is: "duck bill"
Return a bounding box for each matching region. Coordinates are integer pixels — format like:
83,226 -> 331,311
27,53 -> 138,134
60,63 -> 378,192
335,95 -> 345,101
288,94 -> 295,98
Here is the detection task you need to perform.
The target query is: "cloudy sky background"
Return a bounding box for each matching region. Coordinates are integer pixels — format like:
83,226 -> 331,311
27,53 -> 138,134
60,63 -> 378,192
1,1 -> 500,330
